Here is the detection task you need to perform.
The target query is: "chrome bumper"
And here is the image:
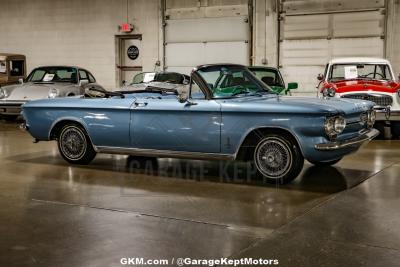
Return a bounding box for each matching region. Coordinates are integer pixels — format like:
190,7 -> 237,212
315,128 -> 379,151
374,106 -> 400,121
0,101 -> 25,115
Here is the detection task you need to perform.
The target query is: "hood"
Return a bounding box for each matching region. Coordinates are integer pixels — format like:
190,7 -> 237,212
329,79 -> 399,94
219,95 -> 374,115
2,82 -> 77,101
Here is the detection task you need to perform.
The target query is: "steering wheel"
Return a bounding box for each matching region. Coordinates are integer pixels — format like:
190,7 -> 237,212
362,72 -> 385,79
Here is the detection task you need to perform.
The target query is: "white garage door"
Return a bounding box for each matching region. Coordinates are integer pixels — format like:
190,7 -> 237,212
279,1 -> 386,95
164,2 -> 250,74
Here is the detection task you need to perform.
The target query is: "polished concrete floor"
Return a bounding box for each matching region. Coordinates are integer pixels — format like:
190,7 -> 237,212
1,120 -> 400,266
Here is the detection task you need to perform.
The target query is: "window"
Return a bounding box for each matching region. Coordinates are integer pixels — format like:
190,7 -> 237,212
79,70 -> 88,80
27,67 -> 77,83
10,60 -> 24,76
197,65 -> 270,98
88,72 -> 96,83
329,64 -> 393,81
190,80 -> 205,99
250,68 -> 284,87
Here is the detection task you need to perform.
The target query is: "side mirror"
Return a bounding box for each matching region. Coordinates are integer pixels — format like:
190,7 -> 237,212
317,73 -> 324,81
18,78 -> 24,84
79,79 -> 89,86
122,80 -> 126,86
287,82 -> 298,90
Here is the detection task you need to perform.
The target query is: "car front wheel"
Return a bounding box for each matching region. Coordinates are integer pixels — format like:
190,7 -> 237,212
254,134 -> 304,184
57,123 -> 96,164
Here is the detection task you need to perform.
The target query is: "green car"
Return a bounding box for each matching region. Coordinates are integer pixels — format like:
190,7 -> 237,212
248,66 -> 298,95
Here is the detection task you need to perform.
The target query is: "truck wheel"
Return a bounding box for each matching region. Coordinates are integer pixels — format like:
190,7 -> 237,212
254,134 -> 304,184
57,123 -> 96,164
308,158 -> 342,166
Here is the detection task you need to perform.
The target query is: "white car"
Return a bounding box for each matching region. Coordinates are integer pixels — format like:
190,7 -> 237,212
0,66 -> 104,120
317,57 -> 400,136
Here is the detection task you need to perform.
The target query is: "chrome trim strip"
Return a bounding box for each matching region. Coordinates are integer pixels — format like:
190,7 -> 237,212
96,146 -> 235,161
315,128 -> 379,151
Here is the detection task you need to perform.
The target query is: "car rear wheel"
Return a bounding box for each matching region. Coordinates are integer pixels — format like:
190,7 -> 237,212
308,158 -> 342,166
57,124 -> 96,164
254,134 -> 304,184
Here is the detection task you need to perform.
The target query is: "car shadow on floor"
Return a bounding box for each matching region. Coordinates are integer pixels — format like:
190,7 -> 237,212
6,152 -> 375,194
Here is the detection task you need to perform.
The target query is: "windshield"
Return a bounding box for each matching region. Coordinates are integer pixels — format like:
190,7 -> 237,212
329,64 -> 393,81
249,67 -> 284,88
197,65 -> 271,98
27,67 -> 78,83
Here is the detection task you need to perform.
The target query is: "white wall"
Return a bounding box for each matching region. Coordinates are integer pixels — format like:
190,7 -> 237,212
0,0 -> 161,89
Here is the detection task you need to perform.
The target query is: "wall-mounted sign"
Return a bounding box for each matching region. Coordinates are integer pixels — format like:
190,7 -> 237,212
120,23 -> 133,33
127,45 -> 139,60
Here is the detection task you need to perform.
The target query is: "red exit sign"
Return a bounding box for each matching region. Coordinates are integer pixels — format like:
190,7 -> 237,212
120,23 -> 133,33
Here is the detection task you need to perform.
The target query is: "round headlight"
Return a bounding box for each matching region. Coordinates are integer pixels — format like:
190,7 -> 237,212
367,110 -> 376,127
48,88 -> 59,98
0,89 -> 4,99
325,116 -> 346,139
334,116 -> 346,133
324,117 -> 335,137
323,87 -> 336,97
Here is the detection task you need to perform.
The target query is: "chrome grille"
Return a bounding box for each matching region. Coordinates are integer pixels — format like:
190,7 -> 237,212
341,94 -> 393,106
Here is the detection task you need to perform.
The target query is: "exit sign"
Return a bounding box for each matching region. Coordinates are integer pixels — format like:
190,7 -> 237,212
120,23 -> 133,33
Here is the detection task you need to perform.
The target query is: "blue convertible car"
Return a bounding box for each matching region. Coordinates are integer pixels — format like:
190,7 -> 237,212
22,64 -> 379,184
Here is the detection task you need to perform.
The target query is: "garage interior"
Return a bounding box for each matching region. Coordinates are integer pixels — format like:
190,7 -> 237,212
1,0 -> 400,266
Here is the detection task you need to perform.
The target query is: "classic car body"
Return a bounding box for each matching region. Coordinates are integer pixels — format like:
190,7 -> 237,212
22,64 -> 378,184
318,57 -> 400,135
0,66 -> 103,119
0,53 -> 26,87
248,66 -> 298,95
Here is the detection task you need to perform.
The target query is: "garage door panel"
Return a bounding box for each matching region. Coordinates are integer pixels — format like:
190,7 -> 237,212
166,16 -> 248,43
280,39 -> 330,66
331,38 -> 384,58
333,11 -> 384,38
165,41 -> 248,68
165,43 -> 206,67
280,66 -> 322,94
204,41 -> 248,64
282,14 -> 329,39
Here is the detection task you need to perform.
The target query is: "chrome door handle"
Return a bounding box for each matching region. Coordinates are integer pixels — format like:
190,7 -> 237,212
134,102 -> 148,107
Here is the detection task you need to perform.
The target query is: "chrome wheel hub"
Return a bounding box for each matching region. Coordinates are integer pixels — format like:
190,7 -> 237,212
60,127 -> 87,160
255,137 -> 293,179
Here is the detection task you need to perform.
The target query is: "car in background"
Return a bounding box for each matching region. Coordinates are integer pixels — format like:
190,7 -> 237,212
119,71 -> 190,95
22,64 -> 378,184
130,71 -> 190,85
0,53 -> 26,87
248,66 -> 298,95
0,66 -> 103,120
317,57 -> 400,136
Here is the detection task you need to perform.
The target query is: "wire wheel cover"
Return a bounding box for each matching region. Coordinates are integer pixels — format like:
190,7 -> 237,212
60,126 -> 87,160
255,137 -> 293,178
